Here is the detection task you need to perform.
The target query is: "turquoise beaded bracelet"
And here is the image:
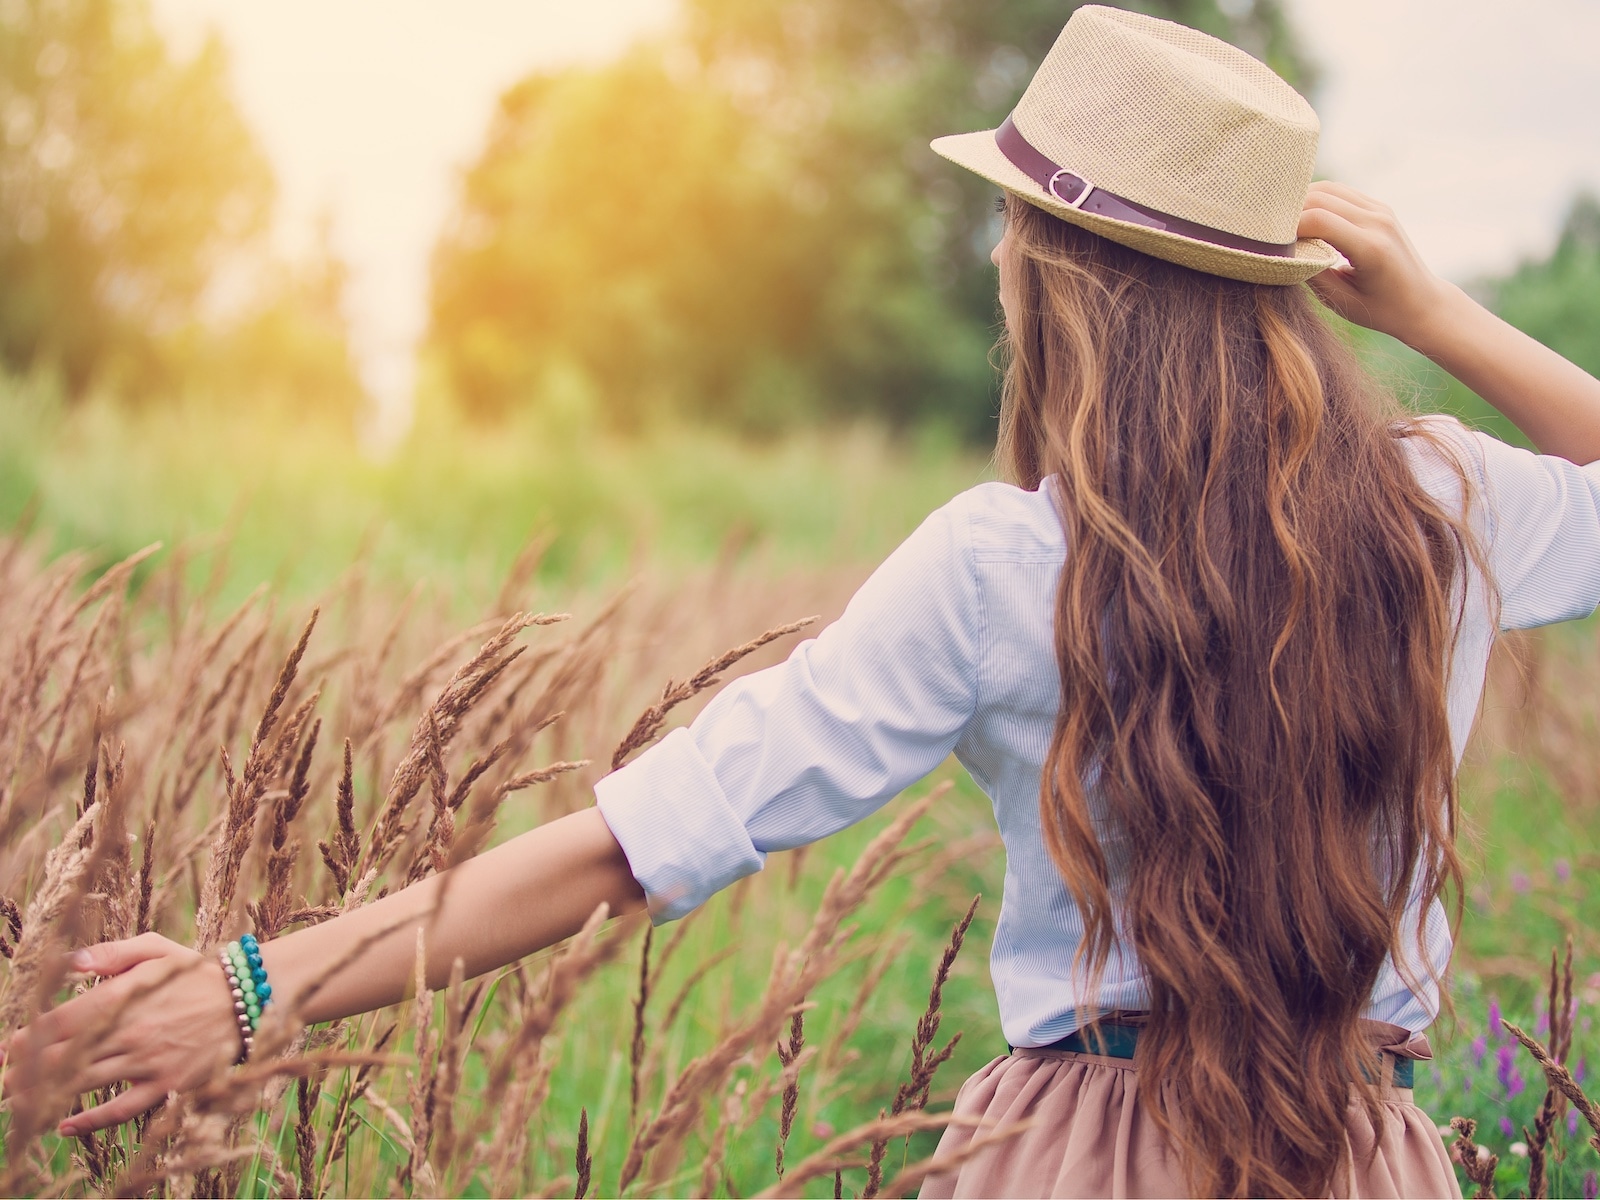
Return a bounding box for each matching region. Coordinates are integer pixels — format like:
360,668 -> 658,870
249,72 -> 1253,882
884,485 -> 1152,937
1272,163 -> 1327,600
218,933 -> 272,1061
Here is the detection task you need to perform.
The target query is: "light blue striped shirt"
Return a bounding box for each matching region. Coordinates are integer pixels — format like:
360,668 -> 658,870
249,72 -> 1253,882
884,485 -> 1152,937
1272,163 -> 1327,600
596,418 -> 1600,1046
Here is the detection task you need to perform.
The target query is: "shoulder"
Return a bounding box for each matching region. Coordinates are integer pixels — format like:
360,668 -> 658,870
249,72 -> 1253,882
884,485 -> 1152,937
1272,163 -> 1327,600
1390,414 -> 1502,535
937,479 -> 1065,565
1392,414 -> 1486,495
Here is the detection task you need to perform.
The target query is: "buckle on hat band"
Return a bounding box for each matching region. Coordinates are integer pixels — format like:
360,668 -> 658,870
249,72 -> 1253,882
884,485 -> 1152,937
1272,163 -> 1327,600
1046,168 -> 1091,209
993,115 -> 1296,260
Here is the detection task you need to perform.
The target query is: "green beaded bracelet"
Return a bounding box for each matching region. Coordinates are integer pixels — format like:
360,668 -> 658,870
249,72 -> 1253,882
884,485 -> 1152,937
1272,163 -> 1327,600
218,933 -> 272,1062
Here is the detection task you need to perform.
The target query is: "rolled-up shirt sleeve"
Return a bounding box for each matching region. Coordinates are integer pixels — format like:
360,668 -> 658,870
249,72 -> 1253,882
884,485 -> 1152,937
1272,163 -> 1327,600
595,494 -> 985,922
1467,430 -> 1600,629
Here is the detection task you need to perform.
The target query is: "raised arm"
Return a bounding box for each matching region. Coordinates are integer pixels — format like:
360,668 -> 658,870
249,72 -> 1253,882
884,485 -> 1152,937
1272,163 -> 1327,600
1299,181 -> 1600,465
5,807 -> 644,1135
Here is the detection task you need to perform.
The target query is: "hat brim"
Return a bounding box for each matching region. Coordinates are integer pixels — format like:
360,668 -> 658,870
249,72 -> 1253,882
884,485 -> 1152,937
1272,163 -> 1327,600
931,129 -> 1339,286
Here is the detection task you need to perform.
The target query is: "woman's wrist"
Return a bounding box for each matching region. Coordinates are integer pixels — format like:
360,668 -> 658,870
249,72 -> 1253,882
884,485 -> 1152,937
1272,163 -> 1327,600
1383,276 -> 1471,359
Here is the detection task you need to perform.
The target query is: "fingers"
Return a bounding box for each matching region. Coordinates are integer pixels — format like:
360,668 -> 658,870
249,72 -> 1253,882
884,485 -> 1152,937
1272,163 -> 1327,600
1306,180 -> 1390,214
71,931 -> 181,978
1303,187 -> 1389,231
6,1046 -> 142,1123
3,953 -> 184,1084
9,976 -> 126,1052
1297,206 -> 1379,262
60,1079 -> 169,1137
66,1050 -> 146,1097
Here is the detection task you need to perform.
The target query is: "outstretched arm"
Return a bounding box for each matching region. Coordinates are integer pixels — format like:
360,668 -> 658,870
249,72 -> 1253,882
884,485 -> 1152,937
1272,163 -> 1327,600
5,807 -> 644,1135
1299,181 -> 1600,465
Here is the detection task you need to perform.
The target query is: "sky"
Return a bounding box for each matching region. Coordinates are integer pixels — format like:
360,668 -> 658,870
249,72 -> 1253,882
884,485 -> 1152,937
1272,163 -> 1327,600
149,0 -> 1600,438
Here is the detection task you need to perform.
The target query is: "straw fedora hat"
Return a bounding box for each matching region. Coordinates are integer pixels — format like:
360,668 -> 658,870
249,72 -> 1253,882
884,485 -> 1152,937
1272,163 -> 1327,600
932,5 -> 1338,285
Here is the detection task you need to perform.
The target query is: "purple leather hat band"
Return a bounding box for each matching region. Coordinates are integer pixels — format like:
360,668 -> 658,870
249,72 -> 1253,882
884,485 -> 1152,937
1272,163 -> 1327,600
993,115 -> 1297,259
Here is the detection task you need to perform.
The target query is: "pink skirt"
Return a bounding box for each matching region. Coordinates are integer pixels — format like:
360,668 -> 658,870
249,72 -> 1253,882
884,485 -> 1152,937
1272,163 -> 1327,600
920,1023 -> 1461,1199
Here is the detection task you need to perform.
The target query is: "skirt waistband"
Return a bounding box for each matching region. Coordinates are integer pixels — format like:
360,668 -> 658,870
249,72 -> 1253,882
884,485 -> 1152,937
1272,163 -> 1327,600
1011,1018 -> 1427,1089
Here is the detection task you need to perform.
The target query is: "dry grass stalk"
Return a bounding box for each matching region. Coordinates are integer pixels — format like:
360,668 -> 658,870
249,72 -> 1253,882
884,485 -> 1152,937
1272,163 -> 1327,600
294,1074 -> 319,1200
659,945 -> 737,1034
317,738 -> 360,896
136,819 -> 156,934
398,929 -> 440,1195
610,616 -> 818,770
357,617 -> 500,749
618,789 -> 939,1194
362,612 -> 565,876
1449,1117 -> 1500,1199
0,893 -> 22,958
445,758 -> 587,874
41,585 -> 120,779
0,798 -> 100,1034
775,1007 -> 806,1179
646,907 -> 700,992
1503,1021 -> 1600,1155
194,610 -> 320,950
630,923 -> 652,1121
574,1107 -> 593,1200
865,894 -> 978,1198
1523,937 -> 1576,1198
251,716 -> 321,940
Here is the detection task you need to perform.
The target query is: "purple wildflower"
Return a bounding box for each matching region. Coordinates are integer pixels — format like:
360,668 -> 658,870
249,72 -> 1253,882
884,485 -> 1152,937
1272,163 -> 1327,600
1571,1109 -> 1581,1137
1586,1168 -> 1598,1200
1580,1055 -> 1590,1084
1501,1115 -> 1516,1139
1510,871 -> 1531,893
1489,998 -> 1504,1039
1498,1043 -> 1517,1091
1556,857 -> 1572,882
1538,1008 -> 1550,1036
1472,1034 -> 1488,1067
1462,1075 -> 1474,1094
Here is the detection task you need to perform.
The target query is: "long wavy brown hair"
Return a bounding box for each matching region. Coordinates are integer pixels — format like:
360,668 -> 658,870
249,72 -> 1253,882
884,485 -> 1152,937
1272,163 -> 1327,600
998,194 -> 1476,1197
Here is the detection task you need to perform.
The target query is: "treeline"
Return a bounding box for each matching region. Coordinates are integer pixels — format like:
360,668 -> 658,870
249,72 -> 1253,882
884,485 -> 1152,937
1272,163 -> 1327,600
2,0 -> 1595,445
424,0 -> 1310,439
0,0 -> 365,429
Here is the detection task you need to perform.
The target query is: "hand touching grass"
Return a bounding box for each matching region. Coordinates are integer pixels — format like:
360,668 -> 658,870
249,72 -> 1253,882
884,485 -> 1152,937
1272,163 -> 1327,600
3,935 -> 238,1136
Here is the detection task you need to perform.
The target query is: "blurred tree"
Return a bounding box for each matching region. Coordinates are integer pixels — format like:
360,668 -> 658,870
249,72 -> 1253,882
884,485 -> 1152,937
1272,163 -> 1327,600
176,214 -> 370,432
1490,192 -> 1600,380
428,0 -> 1314,438
0,0 -> 366,432
0,0 -> 268,394
1383,192 -> 1600,451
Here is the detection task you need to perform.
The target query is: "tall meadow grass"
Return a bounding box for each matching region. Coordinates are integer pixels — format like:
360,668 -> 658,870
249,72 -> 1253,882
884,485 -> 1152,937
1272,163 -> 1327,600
0,434 -> 1596,1194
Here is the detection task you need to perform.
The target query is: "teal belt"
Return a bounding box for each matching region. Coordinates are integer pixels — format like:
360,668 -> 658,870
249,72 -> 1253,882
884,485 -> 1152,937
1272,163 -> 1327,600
1015,1025 -> 1415,1089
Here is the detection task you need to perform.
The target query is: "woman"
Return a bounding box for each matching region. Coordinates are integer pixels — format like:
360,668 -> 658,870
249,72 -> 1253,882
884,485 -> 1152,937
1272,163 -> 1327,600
10,7 -> 1600,1196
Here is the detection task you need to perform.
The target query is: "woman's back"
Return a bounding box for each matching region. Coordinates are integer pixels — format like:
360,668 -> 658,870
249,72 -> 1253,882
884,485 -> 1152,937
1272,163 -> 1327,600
599,413 -> 1600,1047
